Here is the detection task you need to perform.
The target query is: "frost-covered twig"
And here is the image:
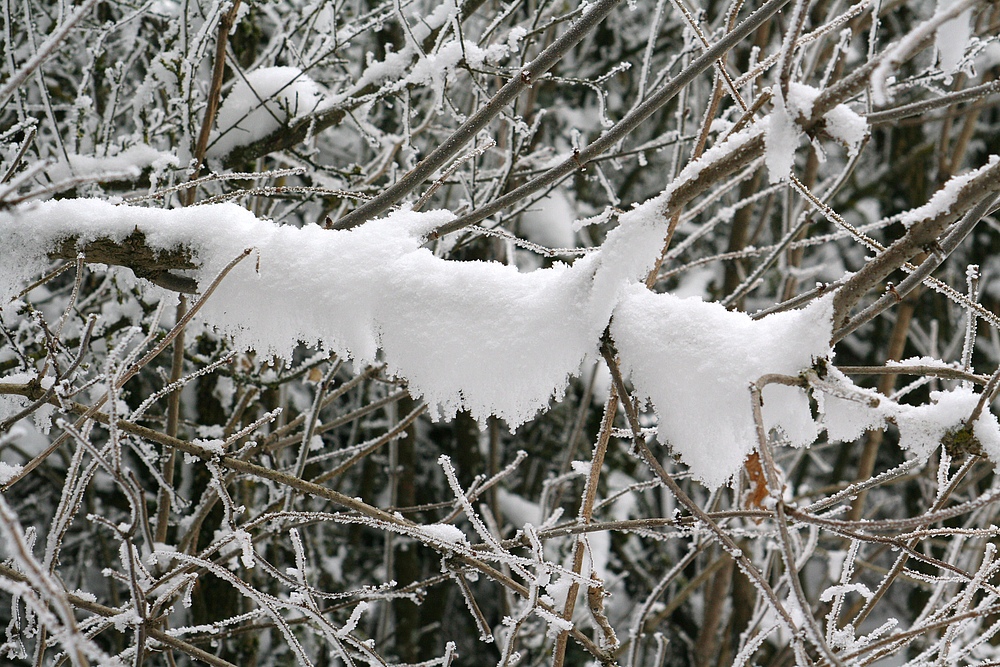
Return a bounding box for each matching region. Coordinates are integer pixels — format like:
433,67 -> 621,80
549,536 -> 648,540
0,0 -> 100,106
429,0 -> 794,239
834,190 -> 1000,339
334,0 -> 626,229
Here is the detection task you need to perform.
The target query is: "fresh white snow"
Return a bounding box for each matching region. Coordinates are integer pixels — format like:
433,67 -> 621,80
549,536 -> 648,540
418,523 -> 468,546
935,0 -> 973,77
3,187 -> 999,489
610,288 -> 833,487
764,83 -> 868,182
764,88 -> 800,184
209,67 -> 327,159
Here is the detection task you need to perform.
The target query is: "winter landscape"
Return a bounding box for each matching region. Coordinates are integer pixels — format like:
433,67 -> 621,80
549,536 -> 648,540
2,0 -> 1000,664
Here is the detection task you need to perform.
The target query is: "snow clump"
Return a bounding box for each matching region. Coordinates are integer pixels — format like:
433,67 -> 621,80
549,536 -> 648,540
209,67 -> 327,159
611,288 -> 833,488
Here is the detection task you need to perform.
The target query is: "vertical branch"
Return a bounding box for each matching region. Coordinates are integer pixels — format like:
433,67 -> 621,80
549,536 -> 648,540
155,295 -> 187,545
184,0 -> 243,206
961,265 -> 980,374
552,366 -> 619,667
750,378 -> 842,667
849,299 -> 914,521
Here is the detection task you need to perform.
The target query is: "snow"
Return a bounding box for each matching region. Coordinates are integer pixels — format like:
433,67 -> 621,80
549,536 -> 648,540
418,523 -> 468,546
377,249 -> 606,423
497,488 -> 544,528
764,88 -> 800,184
45,144 -> 178,183
819,582 -> 873,602
895,386 -> 1000,460
818,369 -> 888,443
1,199 -> 629,426
0,462 -> 23,485
764,83 -> 868,182
936,0 -> 973,77
233,528 -> 256,568
209,67 -> 327,159
5,185 -> 1000,486
887,356 -> 958,368
664,123 -> 766,205
370,0 -> 525,93
821,103 -> 867,156
408,41 -> 511,88
815,369 -> 1000,466
0,371 -> 43,425
352,29 -> 516,97
609,288 -> 833,488
899,156 -> 1000,228
519,189 -> 578,250
336,601 -> 369,638
194,438 -> 226,456
763,383 -> 822,448
870,0 -> 978,105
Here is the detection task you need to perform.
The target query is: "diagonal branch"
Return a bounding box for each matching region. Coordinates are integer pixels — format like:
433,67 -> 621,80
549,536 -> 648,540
332,0 -> 626,230
430,0 -> 794,239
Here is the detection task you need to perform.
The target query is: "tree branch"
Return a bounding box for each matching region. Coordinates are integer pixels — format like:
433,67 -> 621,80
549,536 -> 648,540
48,230 -> 199,293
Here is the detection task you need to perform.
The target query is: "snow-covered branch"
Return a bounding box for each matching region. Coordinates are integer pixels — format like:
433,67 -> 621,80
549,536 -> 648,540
4,0 -> 1000,663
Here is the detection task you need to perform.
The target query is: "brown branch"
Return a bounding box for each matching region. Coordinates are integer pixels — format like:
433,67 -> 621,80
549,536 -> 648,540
831,162 -> 1000,332
49,230 -> 199,293
221,105 -> 349,168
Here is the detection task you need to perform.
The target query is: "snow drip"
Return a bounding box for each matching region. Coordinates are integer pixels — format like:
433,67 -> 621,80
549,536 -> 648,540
763,83 -> 867,183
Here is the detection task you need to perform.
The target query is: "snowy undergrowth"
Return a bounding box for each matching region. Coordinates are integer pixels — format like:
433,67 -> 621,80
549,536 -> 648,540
4,196 -> 997,487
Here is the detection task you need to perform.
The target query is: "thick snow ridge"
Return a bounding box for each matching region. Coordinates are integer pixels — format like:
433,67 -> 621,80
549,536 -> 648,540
4,197 -> 995,487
